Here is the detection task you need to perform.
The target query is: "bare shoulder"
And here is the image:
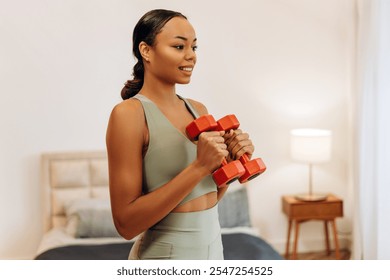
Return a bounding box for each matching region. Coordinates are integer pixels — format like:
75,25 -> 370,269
110,98 -> 144,119
107,98 -> 145,138
186,98 -> 209,116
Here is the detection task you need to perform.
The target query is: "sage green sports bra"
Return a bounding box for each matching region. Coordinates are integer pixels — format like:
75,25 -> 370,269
132,94 -> 217,206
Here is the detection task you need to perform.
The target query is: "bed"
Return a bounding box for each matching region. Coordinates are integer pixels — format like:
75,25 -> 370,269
35,151 -> 282,260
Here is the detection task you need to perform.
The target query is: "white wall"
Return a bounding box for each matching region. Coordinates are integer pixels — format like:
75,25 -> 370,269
0,0 -> 354,259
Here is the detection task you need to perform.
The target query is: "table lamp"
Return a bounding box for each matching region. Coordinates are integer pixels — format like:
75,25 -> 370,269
290,129 -> 332,201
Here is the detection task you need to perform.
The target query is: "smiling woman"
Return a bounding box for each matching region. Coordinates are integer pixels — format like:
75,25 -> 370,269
106,9 -> 256,260
121,10 -> 197,99
140,17 -> 198,85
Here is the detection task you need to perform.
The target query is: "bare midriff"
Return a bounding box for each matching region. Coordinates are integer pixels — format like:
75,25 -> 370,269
172,192 -> 217,213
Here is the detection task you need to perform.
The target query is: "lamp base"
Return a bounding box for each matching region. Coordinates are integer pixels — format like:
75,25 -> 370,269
294,193 -> 328,202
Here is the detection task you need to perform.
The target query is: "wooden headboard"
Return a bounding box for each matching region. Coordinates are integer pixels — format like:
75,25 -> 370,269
41,151 -> 109,232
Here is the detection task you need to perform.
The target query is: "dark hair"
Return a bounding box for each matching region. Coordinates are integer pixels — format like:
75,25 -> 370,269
121,9 -> 187,100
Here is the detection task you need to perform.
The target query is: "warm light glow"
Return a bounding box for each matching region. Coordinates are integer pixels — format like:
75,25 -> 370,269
290,129 -> 332,163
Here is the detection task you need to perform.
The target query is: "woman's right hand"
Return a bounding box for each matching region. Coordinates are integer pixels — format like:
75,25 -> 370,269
195,131 -> 229,174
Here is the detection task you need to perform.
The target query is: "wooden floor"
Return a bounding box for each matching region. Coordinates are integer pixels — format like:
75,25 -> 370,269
287,249 -> 351,260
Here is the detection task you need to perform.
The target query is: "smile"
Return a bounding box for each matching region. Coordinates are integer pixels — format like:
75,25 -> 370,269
179,67 -> 193,72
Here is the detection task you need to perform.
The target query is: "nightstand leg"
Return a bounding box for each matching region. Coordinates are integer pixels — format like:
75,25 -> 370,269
292,221 -> 300,260
285,220 -> 293,259
324,220 -> 330,255
330,219 -> 340,259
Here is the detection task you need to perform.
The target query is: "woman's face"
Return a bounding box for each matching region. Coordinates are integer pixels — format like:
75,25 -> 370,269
146,17 -> 197,85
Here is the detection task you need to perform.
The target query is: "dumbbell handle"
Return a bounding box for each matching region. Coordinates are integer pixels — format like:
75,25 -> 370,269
239,153 -> 250,163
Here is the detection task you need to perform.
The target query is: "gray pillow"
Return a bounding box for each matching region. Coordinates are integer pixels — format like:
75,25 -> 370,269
218,187 -> 251,228
65,198 -> 120,238
64,188 -> 252,238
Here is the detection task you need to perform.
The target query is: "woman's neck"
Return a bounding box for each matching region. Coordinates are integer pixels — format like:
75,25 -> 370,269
139,76 -> 179,106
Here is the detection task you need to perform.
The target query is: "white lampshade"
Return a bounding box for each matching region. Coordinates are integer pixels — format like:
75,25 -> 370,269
290,129 -> 332,163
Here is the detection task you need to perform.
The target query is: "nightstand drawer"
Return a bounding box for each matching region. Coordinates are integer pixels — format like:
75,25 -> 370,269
282,195 -> 343,220
289,202 -> 342,219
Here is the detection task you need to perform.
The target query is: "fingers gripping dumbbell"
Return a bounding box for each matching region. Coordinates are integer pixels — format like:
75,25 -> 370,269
186,114 -> 245,187
216,114 -> 266,183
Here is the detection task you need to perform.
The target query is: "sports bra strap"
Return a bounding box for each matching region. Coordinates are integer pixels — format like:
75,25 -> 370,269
177,95 -> 200,119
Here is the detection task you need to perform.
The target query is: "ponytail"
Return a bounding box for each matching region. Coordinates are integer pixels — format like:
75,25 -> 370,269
121,61 -> 144,100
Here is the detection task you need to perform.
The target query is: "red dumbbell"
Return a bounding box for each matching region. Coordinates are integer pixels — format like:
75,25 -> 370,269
186,114 -> 245,187
216,114 -> 266,183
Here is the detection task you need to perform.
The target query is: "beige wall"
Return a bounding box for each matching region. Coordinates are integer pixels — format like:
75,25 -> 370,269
0,0 -> 355,259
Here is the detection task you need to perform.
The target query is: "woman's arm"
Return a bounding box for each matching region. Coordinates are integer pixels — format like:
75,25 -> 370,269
106,99 -> 227,240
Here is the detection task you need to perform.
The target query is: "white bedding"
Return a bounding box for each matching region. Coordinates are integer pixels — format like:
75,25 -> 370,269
36,226 -> 260,256
36,227 -> 128,256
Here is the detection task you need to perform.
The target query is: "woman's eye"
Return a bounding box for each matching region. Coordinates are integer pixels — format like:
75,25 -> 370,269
173,45 -> 198,52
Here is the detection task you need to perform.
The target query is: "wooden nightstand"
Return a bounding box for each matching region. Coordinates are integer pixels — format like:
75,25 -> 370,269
282,194 -> 343,259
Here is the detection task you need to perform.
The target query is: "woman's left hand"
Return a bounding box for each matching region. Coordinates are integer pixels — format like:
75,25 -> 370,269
223,129 -> 255,161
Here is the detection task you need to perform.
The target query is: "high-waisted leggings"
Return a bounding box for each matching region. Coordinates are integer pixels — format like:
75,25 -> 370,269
129,204 -> 224,260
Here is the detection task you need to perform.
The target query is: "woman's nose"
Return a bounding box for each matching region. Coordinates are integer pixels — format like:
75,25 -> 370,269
185,48 -> 196,61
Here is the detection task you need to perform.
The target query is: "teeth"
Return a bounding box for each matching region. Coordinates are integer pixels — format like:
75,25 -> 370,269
180,67 -> 193,72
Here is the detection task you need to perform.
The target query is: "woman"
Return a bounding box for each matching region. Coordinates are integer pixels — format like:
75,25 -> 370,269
106,9 -> 254,260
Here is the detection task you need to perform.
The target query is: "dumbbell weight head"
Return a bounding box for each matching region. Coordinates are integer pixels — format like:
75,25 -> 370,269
213,158 -> 246,186
238,155 -> 267,183
186,114 -> 218,140
215,114 -> 240,131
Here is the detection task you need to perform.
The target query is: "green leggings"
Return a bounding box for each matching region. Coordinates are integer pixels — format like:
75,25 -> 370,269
129,204 -> 223,260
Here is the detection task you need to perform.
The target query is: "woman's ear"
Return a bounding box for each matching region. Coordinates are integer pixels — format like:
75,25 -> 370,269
139,41 -> 151,62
